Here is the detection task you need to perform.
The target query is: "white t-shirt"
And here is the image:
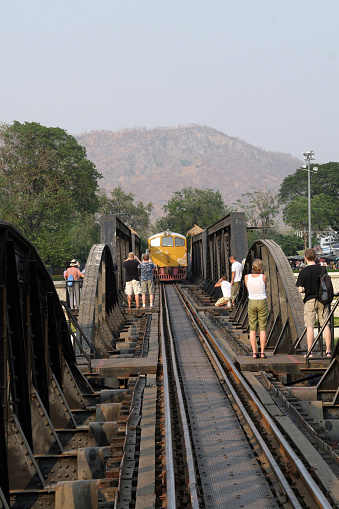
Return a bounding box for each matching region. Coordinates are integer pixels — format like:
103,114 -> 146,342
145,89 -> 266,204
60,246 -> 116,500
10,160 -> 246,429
221,280 -> 232,299
232,261 -> 243,282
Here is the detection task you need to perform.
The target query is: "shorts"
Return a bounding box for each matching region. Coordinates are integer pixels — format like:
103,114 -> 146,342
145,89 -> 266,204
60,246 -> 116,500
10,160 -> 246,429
304,299 -> 330,328
248,299 -> 268,331
141,279 -> 155,295
215,296 -> 230,307
231,281 -> 240,300
125,279 -> 141,296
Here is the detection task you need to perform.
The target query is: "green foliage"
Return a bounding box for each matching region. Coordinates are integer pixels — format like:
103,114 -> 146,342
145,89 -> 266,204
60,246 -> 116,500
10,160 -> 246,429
69,213 -> 101,263
282,194 -> 337,232
155,187 -> 228,236
279,162 -> 339,237
233,189 -> 280,234
246,227 -> 305,256
269,231 -> 305,256
98,187 -> 153,248
0,121 -> 102,265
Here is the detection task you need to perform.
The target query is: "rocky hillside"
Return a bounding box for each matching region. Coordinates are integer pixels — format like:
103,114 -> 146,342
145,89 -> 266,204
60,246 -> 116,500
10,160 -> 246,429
76,125 -> 301,219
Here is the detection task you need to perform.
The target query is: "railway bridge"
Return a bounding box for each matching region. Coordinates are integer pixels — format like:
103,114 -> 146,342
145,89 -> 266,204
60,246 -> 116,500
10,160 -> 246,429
0,214 -> 339,509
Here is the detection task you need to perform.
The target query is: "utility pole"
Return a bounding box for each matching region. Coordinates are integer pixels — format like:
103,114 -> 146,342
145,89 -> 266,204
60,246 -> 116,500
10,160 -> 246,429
302,151 -> 318,249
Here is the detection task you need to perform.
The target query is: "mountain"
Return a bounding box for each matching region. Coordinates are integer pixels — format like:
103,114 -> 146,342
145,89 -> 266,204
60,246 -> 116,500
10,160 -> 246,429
76,125 -> 302,220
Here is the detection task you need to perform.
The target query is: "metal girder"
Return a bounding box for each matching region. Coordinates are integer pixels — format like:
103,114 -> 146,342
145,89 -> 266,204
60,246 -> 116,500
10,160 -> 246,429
191,212 -> 247,281
101,215 -> 141,293
78,244 -> 122,357
0,222 -> 103,505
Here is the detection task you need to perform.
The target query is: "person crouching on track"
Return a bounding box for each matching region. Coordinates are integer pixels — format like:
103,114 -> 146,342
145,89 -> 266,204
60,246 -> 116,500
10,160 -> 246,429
214,275 -> 232,307
244,259 -> 268,359
123,252 -> 141,309
138,254 -> 156,308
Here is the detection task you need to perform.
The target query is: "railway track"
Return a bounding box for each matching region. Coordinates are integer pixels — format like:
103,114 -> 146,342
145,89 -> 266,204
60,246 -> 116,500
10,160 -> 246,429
160,282 -> 338,508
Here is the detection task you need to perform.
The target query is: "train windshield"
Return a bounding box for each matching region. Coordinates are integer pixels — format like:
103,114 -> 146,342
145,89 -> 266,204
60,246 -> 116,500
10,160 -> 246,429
175,237 -> 185,247
150,237 -> 161,247
162,237 -> 174,247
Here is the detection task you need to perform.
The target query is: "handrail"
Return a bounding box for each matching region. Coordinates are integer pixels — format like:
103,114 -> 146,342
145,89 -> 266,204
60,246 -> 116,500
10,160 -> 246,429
288,297 -> 339,359
304,298 -> 339,366
64,279 -> 83,309
61,300 -> 99,364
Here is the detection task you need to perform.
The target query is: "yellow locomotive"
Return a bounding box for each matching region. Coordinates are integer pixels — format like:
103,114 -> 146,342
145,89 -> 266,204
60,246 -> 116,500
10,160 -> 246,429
148,230 -> 187,281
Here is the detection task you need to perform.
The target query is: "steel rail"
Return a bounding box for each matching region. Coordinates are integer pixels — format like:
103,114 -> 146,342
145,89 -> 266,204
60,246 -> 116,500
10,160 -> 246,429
175,284 -> 333,509
159,285 -> 176,508
162,285 -> 200,509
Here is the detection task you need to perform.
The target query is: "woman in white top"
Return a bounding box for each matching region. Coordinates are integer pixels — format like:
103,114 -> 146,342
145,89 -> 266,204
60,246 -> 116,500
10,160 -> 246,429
244,259 -> 268,359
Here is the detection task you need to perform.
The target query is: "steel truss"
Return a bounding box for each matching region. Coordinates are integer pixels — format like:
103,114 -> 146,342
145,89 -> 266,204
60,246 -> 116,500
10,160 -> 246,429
101,215 -> 141,293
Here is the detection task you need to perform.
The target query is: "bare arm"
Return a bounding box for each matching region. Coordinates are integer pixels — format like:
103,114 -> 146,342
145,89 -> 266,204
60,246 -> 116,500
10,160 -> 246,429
231,271 -> 235,285
214,278 -> 223,288
244,274 -> 248,288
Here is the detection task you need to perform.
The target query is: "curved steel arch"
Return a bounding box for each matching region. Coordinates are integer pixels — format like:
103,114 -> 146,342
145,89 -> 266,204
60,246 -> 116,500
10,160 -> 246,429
78,243 -> 124,357
0,221 -> 93,501
234,239 -> 305,354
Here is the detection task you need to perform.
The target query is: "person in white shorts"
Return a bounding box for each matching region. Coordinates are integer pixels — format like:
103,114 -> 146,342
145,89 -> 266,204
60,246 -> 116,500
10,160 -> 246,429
123,252 -> 141,309
214,275 -> 232,307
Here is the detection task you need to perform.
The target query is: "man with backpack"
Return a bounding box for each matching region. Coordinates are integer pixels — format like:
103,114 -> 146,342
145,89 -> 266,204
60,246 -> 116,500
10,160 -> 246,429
296,248 -> 333,357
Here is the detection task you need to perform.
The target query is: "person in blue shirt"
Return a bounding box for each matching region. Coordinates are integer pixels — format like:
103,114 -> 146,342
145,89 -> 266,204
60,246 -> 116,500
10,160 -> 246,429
138,254 -> 156,308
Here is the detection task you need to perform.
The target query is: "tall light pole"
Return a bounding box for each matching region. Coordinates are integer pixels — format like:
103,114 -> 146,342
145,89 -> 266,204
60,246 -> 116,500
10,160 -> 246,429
302,150 -> 318,249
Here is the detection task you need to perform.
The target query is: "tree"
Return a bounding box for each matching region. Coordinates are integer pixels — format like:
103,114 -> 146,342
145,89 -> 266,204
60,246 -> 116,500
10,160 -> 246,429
155,187 -> 228,235
69,213 -> 101,264
279,163 -> 339,239
282,194 -> 337,250
233,189 -> 280,235
268,231 -> 305,256
99,187 -> 153,249
0,121 -> 102,265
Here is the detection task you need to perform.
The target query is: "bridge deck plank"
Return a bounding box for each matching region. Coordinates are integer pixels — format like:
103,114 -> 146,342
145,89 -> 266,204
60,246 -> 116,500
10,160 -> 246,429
90,357 -> 158,377
236,354 -> 330,373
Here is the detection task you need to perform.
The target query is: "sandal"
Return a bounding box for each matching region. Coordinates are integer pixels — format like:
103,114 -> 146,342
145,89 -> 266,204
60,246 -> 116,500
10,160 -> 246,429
260,353 -> 267,359
326,352 -> 332,358
303,353 -> 314,358
252,353 -> 258,359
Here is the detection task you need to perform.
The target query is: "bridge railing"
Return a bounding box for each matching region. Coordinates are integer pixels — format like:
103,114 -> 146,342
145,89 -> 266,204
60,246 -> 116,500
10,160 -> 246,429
101,215 -> 141,295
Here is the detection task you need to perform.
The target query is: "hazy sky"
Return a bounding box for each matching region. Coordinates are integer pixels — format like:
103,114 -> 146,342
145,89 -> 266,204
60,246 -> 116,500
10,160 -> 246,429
1,1 -> 338,163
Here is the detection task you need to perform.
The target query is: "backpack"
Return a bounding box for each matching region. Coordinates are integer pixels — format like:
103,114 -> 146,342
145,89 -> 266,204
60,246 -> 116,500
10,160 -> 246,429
67,273 -> 74,287
317,269 -> 333,305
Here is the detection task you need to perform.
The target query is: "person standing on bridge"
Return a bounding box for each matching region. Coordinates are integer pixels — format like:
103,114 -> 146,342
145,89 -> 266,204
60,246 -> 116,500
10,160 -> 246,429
123,252 -> 141,309
296,248 -> 332,358
138,254 -> 156,308
64,259 -> 85,310
244,258 -> 268,359
229,255 -> 243,306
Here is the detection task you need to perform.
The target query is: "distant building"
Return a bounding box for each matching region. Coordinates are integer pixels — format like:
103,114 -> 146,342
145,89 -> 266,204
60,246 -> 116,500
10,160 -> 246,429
319,231 -> 339,254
